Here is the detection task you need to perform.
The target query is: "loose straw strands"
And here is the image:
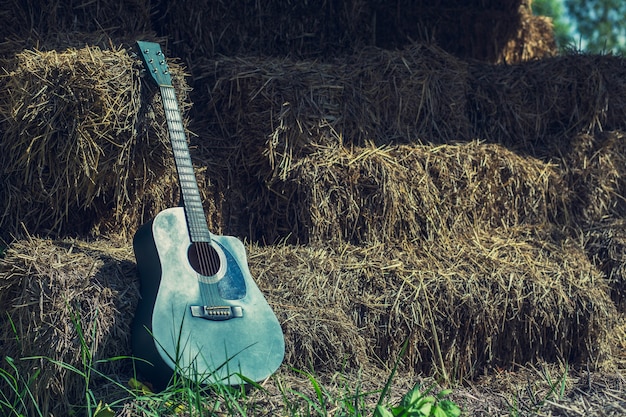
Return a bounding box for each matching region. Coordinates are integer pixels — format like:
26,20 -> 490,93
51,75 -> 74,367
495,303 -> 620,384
0,237 -> 137,417
0,44 -> 190,238
249,229 -> 616,380
238,141 -> 569,246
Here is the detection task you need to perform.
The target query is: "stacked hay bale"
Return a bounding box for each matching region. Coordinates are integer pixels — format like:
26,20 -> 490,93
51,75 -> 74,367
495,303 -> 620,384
238,141 -> 569,245
468,55 -> 626,156
0,0 -> 624,415
187,41 -> 626,398
250,229 -> 616,379
151,0 -> 555,68
192,48 -> 626,240
0,237 -> 137,417
0,44 -> 200,239
191,43 -> 471,237
0,0 -> 155,57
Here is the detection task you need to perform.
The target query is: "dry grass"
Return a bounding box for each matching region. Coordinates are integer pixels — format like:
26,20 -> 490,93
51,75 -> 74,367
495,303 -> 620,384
250,228 -> 616,381
585,219 -> 626,312
194,43 -> 469,181
0,230 -> 618,416
561,131 -> 626,224
153,0 -> 553,66
499,7 -> 558,63
468,54 -> 626,156
0,0 -> 154,57
0,237 -> 137,417
0,44 -> 193,239
188,50 -> 626,241
241,141 -> 569,245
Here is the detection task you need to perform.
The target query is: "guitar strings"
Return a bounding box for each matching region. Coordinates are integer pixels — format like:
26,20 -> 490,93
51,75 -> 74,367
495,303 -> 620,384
161,86 -> 222,308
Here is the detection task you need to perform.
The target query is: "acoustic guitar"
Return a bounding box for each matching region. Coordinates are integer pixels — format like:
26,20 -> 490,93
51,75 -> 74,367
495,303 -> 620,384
131,41 -> 285,390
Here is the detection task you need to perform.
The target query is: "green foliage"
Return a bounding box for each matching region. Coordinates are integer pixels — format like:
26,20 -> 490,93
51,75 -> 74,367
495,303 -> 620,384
372,339 -> 461,417
534,0 -> 626,54
0,356 -> 43,417
278,368 -> 377,416
505,362 -> 570,416
374,384 -> 461,417
1,305 -> 461,416
565,0 -> 626,53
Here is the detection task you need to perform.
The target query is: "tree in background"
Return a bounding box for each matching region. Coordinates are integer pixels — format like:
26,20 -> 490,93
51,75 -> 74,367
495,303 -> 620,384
534,0 -> 626,54
566,0 -> 626,53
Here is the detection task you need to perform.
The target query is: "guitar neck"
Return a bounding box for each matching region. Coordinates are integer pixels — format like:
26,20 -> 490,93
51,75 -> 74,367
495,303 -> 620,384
160,85 -> 211,243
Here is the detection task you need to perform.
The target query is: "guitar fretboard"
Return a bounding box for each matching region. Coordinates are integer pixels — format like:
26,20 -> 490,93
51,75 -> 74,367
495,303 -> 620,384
160,85 -> 211,243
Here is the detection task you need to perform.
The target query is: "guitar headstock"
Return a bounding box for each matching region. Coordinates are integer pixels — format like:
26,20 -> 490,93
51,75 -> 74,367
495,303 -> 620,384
136,41 -> 172,87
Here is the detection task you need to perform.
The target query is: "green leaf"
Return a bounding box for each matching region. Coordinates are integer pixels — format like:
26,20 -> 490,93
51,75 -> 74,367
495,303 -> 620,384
402,384 -> 424,407
436,389 -> 452,399
374,405 -> 395,417
432,406 -> 448,417
415,395 -> 436,409
417,401 -> 432,415
439,399 -> 462,417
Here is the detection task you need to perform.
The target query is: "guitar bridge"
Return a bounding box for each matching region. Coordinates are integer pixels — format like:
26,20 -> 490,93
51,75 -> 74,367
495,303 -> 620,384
190,305 -> 243,321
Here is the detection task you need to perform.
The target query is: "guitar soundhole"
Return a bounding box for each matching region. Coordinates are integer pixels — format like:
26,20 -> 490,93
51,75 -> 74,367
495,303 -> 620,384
188,242 -> 221,277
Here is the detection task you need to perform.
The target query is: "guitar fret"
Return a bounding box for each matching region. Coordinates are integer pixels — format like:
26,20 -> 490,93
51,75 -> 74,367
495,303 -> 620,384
170,132 -> 186,141
158,84 -> 212,242
180,179 -> 196,188
176,163 -> 194,173
179,173 -> 195,180
171,145 -> 189,154
173,152 -> 191,160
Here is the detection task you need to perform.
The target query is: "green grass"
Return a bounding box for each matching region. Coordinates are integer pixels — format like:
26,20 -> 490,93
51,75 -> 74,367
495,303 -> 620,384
505,362 -> 570,417
0,317 -> 463,417
0,357 -> 461,417
0,289 -> 465,416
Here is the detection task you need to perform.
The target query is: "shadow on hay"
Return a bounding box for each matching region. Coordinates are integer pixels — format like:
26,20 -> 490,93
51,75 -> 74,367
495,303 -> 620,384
0,237 -> 139,417
0,42 -> 192,241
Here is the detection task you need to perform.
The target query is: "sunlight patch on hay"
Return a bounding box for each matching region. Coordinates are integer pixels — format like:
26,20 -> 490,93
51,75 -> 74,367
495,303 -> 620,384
240,140 -> 569,245
0,44 -> 190,238
250,227 -> 616,380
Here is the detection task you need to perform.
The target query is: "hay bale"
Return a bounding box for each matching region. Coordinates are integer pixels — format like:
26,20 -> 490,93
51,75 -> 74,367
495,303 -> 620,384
194,50 -> 626,208
193,43 -> 470,185
152,0 -> 372,63
227,140 -> 569,245
0,237 -> 137,417
585,219 -> 626,311
0,0 -> 155,57
0,44 -> 192,239
0,0 -> 555,63
251,225 -> 616,379
561,131 -> 626,224
499,10 -> 557,63
468,54 -> 626,157
387,0 -> 555,64
154,0 -> 551,66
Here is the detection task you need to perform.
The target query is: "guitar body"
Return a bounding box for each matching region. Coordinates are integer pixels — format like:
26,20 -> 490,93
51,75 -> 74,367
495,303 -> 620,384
132,207 -> 285,390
